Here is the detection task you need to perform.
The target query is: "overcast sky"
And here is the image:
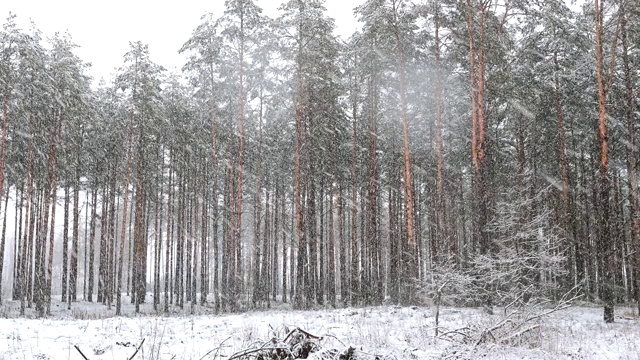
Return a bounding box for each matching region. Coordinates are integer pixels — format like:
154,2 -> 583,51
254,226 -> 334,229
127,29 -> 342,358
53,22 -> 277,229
5,0 -> 361,84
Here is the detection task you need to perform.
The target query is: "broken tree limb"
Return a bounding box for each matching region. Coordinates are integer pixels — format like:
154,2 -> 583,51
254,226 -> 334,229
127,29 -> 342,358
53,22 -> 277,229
499,324 -> 541,344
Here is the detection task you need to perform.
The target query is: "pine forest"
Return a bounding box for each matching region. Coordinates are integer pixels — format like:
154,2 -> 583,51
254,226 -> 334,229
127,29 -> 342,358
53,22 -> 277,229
0,0 -> 639,328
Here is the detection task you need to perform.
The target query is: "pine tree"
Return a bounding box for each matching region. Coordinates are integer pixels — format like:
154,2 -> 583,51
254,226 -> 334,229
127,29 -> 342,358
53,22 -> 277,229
115,41 -> 165,312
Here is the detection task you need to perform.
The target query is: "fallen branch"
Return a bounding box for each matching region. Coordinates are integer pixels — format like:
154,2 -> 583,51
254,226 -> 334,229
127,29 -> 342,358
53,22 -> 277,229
499,324 -> 541,344
74,345 -> 89,360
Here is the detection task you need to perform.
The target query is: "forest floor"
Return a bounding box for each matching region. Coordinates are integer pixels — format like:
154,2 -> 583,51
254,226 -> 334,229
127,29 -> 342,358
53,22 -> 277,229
0,296 -> 638,359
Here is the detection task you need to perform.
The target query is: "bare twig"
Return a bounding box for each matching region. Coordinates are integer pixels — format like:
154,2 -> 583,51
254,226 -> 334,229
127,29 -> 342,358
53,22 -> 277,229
437,327 -> 471,342
282,327 -> 298,343
282,327 -> 323,344
499,324 -> 540,344
199,336 -> 232,360
322,333 -> 346,347
504,284 -> 533,315
293,327 -> 323,340
74,345 -> 89,360
523,303 -> 571,324
127,338 -> 146,360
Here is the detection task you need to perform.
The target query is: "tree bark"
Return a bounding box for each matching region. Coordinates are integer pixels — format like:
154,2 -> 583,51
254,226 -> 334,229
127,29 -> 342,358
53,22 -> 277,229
594,0 -> 615,323
164,157 -> 173,313
61,186 -> 70,302
433,0 -> 449,260
116,125 -> 134,315
393,0 -> 416,303
87,187 -> 98,303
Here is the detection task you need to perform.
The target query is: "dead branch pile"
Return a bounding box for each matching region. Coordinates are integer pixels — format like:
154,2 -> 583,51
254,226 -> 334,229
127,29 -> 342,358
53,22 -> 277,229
437,288 -> 582,359
74,338 -> 145,360
221,327 -> 392,360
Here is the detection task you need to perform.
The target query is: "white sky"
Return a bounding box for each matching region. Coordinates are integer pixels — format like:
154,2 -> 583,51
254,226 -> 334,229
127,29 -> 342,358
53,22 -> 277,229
5,0 -> 361,84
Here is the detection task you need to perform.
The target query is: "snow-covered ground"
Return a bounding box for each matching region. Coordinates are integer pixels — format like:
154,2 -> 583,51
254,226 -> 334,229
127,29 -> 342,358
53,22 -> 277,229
0,297 -> 638,359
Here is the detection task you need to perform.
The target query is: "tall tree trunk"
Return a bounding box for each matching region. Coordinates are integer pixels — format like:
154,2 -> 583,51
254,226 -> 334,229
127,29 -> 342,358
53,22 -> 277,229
0,191 -> 9,303
176,168 -> 185,309
0,83 -> 10,213
36,111 -> 61,316
0,83 -> 8,303
594,0 -> 617,323
13,184 -> 24,301
26,189 -> 39,310
350,91 -> 359,306
394,1 -> 416,303
221,166 -> 231,310
232,3 -> 247,308
153,153 -> 161,311
293,34 -> 306,308
253,105 -> 264,307
88,187 -> 98,303
307,164 -> 317,305
133,178 -> 146,312
318,186 -> 325,305
61,186 -> 70,302
68,158 -> 80,306
290,190 -> 296,302
185,170 -> 193,304
281,187 -> 288,303
389,184 -> 398,303
262,182 -> 271,306
554,52 -> 580,287
273,184 -> 280,302
366,60 -> 380,304
208,50 -> 221,313
46,184 -> 59,314
327,186 -> 336,306
98,185 -> 108,304
467,0 -> 489,255
433,1 -> 450,260
46,109 -> 62,315
116,126 -> 134,315
164,157 -> 174,313
191,169 -> 199,311
338,188 -> 347,303
20,124 -> 35,315
200,160 -> 208,305
620,6 -> 640,315
108,174 -> 117,307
